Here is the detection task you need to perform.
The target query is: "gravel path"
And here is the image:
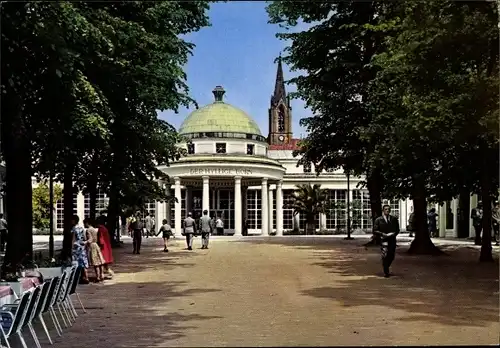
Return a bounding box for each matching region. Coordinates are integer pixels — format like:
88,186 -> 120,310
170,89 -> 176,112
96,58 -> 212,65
30,236 -> 498,347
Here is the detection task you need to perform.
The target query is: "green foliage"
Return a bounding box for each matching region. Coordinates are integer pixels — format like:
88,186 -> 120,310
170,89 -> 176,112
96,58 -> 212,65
1,1 -> 211,263
32,182 -> 62,230
366,0 -> 499,201
286,184 -> 328,234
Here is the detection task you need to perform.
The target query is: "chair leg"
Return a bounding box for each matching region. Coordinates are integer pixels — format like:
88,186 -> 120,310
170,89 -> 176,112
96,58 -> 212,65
49,308 -> 62,336
75,293 -> 86,313
68,298 -> 78,318
28,324 -> 42,348
65,299 -> 76,322
38,314 -> 53,345
61,302 -> 74,325
56,304 -> 69,328
16,332 -> 28,348
63,302 -> 74,323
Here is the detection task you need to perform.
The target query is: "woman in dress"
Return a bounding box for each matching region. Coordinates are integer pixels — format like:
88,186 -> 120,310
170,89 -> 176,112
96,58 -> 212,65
97,215 -> 115,278
71,215 -> 89,284
83,218 -> 105,282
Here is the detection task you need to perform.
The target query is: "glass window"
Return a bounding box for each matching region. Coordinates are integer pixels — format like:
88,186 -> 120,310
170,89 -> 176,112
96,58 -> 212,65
56,192 -> 78,230
216,143 -> 226,154
187,143 -> 195,154
283,190 -> 294,230
246,190 -> 262,229
84,189 -> 108,219
247,144 -> 254,155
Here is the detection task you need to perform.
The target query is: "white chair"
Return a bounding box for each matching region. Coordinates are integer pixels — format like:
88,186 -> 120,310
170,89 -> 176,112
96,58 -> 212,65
31,280 -> 52,345
19,286 -> 42,348
47,273 -> 67,336
54,266 -> 77,326
35,276 -> 61,341
0,290 -> 32,348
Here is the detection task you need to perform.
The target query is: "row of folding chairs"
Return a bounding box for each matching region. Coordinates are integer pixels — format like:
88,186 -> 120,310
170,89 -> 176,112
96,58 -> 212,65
0,265 -> 86,348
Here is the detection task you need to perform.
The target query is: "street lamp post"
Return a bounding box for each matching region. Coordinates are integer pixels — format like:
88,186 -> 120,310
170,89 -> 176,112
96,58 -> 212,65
49,166 -> 54,258
345,172 -> 354,240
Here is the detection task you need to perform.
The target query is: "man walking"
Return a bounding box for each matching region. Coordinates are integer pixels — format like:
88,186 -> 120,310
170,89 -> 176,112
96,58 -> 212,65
373,205 -> 400,278
183,212 -> 197,251
0,214 -> 7,252
199,210 -> 212,249
471,201 -> 483,245
131,213 -> 144,254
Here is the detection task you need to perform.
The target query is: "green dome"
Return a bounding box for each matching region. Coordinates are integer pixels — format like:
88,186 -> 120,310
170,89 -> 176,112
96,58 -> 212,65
178,86 -> 262,136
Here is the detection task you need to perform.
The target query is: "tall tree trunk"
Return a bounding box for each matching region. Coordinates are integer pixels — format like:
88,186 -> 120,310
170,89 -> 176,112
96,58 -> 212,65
106,185 -> 120,243
1,96 -> 33,267
61,162 -> 75,260
479,156 -> 494,262
408,177 -> 443,255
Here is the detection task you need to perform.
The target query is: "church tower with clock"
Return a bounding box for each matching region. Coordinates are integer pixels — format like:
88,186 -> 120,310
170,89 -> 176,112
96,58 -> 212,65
268,56 -> 293,145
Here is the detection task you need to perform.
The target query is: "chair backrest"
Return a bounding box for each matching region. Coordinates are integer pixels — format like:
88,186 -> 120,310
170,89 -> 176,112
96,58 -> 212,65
60,266 -> 77,302
69,266 -> 83,295
51,271 -> 67,307
20,286 -> 41,329
32,280 -> 51,319
1,290 -> 32,335
42,276 -> 60,313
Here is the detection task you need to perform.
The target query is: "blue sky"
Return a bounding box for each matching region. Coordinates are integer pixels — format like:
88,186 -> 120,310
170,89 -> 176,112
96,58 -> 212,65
157,1 -> 309,138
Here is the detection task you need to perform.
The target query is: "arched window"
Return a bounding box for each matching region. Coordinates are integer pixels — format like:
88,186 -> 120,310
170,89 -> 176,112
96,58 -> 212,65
278,105 -> 285,132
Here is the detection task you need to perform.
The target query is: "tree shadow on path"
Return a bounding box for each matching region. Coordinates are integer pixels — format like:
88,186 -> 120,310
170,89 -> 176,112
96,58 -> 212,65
45,240 -> 223,348
235,237 -> 499,328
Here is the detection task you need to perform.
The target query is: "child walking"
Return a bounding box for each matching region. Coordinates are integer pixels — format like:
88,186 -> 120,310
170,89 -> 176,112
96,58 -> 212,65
157,219 -> 173,252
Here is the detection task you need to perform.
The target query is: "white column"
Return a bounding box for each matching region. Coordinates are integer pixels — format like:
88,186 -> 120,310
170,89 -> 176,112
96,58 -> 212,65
452,198 -> 458,238
174,177 -> 182,235
234,176 -> 242,236
320,213 -> 327,230
165,184 -> 171,225
469,194 -> 477,238
202,176 -> 210,213
76,192 -> 85,222
268,187 -> 274,234
155,200 -> 162,232
261,178 -> 268,236
276,181 -> 283,236
438,203 -> 446,237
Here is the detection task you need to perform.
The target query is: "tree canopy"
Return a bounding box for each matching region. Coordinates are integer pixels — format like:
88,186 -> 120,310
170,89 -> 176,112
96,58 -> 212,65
267,0 -> 499,259
1,1 -> 211,265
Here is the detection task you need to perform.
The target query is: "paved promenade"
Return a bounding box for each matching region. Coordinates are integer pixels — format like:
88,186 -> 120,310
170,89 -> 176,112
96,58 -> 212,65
23,235 -> 497,347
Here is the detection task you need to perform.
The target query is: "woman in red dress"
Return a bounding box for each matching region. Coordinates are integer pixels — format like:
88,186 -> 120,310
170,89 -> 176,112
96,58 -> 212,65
97,215 -> 115,278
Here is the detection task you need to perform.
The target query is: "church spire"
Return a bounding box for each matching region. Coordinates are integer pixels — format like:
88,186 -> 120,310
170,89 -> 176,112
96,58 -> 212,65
271,54 -> 286,106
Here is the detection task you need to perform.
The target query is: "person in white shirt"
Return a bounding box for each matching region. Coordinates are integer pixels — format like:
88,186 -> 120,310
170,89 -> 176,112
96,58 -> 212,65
215,217 -> 224,236
0,214 -> 7,252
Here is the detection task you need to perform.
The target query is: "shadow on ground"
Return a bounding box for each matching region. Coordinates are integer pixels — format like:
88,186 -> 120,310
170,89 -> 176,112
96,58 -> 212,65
233,237 -> 499,328
40,239 -> 223,348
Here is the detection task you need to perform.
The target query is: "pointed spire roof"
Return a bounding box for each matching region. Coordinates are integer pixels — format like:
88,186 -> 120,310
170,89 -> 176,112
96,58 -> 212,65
271,54 -> 286,106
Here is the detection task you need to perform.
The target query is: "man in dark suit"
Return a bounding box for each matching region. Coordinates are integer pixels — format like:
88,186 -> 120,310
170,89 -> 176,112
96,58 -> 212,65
373,204 -> 400,278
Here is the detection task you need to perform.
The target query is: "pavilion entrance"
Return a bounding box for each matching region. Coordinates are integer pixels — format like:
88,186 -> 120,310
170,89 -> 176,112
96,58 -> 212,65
188,188 -> 236,233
